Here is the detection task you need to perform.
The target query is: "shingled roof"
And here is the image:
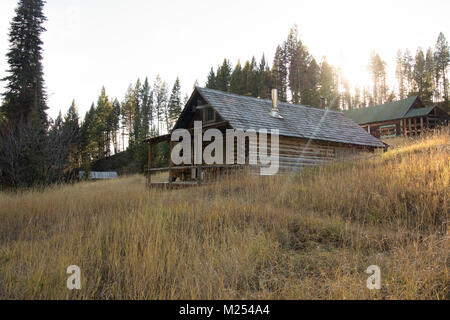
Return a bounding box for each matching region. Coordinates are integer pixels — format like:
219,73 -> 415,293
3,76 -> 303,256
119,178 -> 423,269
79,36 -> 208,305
343,96 -> 423,125
174,87 -> 384,148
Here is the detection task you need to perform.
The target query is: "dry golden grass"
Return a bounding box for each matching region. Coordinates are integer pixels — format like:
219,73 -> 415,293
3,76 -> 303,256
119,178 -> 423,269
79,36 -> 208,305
0,129 -> 448,299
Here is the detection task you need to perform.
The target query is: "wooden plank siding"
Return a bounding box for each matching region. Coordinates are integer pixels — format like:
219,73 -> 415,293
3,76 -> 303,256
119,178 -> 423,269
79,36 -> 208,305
226,134 -> 375,172
255,135 -> 371,171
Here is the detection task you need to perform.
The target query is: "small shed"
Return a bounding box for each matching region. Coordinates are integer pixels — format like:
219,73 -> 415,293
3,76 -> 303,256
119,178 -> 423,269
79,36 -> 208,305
79,171 -> 118,180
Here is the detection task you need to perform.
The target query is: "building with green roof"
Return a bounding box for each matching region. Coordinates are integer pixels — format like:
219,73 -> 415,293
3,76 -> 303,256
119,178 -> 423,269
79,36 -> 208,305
343,96 -> 449,138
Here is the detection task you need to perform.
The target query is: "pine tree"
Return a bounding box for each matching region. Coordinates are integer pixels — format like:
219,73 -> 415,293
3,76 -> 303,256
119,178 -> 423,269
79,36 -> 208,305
131,78 -> 152,173
368,53 -> 387,105
423,48 -> 435,104
413,48 -> 426,97
206,68 -> 216,89
62,100 -> 81,172
353,87 -> 361,109
403,50 -> 414,96
0,0 -> 49,186
318,58 -> 338,108
64,100 -> 80,146
242,60 -> 252,95
80,104 -> 99,168
132,79 -> 142,146
53,111 -> 63,131
95,87 -> 113,157
230,61 -> 245,95
302,58 -> 320,107
110,98 -> 122,153
168,77 -> 182,130
140,77 -> 153,139
434,32 -> 449,102
65,100 -> 79,128
341,76 -> 352,110
247,56 -> 259,97
363,86 -> 374,107
282,26 -> 316,105
109,98 -> 121,153
396,50 -> 406,99
154,75 -> 168,134
121,84 -> 136,147
46,111 -> 65,179
1,0 -> 48,129
272,44 -> 288,102
215,59 -> 232,92
286,26 -> 304,104
257,54 -> 271,99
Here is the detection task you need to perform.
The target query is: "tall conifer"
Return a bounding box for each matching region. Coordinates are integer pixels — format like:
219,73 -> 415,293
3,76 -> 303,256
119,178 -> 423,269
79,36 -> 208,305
1,0 -> 48,128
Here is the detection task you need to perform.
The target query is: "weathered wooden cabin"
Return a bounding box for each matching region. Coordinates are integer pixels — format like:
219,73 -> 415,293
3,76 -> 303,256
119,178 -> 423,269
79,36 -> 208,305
145,87 -> 385,187
344,96 -> 450,138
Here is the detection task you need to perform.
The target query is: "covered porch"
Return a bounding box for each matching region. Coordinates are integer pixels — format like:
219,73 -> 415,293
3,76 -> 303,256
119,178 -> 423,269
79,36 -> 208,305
144,121 -> 249,188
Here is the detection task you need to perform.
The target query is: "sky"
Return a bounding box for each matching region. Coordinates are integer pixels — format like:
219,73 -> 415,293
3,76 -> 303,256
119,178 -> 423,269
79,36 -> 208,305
0,0 -> 449,119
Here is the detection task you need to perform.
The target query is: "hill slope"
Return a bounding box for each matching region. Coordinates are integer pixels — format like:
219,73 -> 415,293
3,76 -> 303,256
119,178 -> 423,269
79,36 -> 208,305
0,129 -> 448,299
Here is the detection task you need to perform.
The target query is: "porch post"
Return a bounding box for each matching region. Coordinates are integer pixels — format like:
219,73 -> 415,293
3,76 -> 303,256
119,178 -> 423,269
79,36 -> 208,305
147,142 -> 152,187
420,117 -> 424,134
169,140 -> 174,182
197,164 -> 203,185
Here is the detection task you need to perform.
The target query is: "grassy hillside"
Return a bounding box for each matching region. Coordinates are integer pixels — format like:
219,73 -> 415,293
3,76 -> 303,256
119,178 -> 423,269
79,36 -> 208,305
0,129 -> 448,299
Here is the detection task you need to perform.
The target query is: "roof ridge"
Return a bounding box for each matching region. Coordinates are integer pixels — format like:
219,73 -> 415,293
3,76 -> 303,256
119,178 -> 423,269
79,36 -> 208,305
197,87 -> 276,105
348,95 -> 417,111
362,95 -> 417,111
197,87 -> 343,114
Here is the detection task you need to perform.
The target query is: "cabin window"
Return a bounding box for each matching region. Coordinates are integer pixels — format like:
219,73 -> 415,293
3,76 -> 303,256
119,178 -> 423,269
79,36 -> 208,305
203,107 -> 215,123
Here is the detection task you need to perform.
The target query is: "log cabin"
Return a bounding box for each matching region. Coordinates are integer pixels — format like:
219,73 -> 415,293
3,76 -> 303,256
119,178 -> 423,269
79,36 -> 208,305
343,96 -> 450,139
145,87 -> 386,187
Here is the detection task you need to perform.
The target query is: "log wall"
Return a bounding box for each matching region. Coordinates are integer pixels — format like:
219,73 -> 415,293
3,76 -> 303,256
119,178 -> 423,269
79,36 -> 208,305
147,131 -> 380,187
248,135 -> 373,172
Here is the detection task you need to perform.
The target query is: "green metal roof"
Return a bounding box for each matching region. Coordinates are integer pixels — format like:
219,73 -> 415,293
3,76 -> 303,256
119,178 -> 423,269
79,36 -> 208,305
343,96 -> 419,124
404,106 -> 435,118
